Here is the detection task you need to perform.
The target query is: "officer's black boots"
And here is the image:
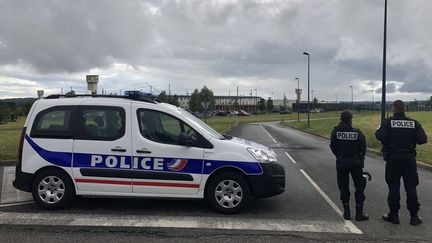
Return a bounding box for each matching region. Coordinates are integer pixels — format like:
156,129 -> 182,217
410,213 -> 423,226
382,212 -> 400,224
355,204 -> 369,221
343,203 -> 351,220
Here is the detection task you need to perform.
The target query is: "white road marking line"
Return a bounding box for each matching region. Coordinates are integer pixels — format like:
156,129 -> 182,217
0,212 -> 355,234
299,169 -> 363,235
284,152 -> 297,164
261,125 -> 280,146
0,201 -> 34,208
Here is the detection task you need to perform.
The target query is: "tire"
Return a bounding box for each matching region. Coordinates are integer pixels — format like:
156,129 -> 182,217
205,172 -> 250,214
31,168 -> 75,210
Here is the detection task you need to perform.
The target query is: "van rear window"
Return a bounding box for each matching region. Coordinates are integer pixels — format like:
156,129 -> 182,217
31,107 -> 73,139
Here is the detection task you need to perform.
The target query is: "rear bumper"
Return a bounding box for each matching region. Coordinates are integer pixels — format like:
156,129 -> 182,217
12,164 -> 33,192
248,161 -> 285,198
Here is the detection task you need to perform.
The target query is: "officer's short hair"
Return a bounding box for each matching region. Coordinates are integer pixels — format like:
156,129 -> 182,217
340,110 -> 353,123
393,100 -> 405,113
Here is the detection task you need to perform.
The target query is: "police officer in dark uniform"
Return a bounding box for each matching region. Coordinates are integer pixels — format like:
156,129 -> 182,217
330,110 -> 369,221
376,100 -> 427,225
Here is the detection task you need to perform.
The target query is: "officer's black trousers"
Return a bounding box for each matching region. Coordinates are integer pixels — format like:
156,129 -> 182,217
336,160 -> 366,204
385,154 -> 420,214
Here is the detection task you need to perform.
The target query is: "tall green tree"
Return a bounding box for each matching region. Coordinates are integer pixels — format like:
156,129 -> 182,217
158,91 -> 168,102
189,89 -> 201,112
266,97 -> 274,112
232,99 -> 239,111
198,86 -> 216,112
169,95 -> 180,106
312,97 -> 319,108
257,98 -> 266,111
0,104 -> 11,123
280,94 -> 288,111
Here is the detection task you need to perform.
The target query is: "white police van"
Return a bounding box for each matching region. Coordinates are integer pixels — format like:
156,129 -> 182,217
13,94 -> 285,213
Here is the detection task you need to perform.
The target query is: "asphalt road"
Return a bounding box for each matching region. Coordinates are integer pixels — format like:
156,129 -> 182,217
0,122 -> 431,242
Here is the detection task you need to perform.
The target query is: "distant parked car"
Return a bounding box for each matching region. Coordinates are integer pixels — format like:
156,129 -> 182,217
280,110 -> 292,114
252,110 -> 265,115
230,111 -> 239,116
272,109 -> 280,113
216,110 -> 229,116
238,110 -> 250,116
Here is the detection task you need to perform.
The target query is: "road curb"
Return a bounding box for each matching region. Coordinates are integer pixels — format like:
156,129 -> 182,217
0,160 -> 17,167
222,121 -> 239,134
282,123 -> 432,171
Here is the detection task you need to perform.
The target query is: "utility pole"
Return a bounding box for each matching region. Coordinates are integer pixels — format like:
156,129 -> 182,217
236,86 -> 239,111
302,52 -> 311,128
295,77 -> 300,121
381,0 -> 388,121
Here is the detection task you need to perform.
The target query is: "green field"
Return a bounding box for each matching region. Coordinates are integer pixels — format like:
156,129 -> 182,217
0,117 -> 25,161
282,111 -> 432,164
2,111 -> 430,164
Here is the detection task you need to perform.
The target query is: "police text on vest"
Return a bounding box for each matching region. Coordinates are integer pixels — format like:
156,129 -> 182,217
391,120 -> 415,129
336,132 -> 358,140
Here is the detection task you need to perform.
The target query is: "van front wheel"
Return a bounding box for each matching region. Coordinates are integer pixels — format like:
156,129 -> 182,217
32,168 -> 75,209
206,172 -> 250,214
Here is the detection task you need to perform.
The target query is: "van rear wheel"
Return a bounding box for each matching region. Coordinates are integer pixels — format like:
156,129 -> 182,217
206,172 -> 250,214
32,168 -> 75,210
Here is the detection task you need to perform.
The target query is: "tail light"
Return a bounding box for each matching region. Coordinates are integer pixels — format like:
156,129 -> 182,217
18,127 -> 26,163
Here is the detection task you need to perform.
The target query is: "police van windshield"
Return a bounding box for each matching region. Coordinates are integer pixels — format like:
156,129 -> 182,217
176,108 -> 224,140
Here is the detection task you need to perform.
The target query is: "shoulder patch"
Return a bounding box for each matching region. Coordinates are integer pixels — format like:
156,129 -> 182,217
391,120 -> 415,129
336,132 -> 358,140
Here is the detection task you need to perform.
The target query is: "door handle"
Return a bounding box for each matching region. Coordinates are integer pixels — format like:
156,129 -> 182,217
111,148 -> 127,152
136,150 -> 152,154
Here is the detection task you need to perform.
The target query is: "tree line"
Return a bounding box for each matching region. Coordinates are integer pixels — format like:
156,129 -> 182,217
0,98 -> 36,124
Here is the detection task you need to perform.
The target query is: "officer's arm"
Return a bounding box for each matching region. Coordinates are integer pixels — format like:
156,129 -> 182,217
416,121 -> 428,145
329,129 -> 337,155
375,120 -> 388,143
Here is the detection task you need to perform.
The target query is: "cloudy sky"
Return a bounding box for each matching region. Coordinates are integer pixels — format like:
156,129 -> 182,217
0,0 -> 431,102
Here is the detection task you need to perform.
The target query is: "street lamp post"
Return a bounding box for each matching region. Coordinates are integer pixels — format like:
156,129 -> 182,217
302,52 -> 310,127
349,85 -> 353,110
295,77 -> 300,121
381,0 -> 388,121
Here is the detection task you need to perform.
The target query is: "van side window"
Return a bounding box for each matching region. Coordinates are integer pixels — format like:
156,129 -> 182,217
31,107 -> 72,138
76,106 -> 125,141
137,109 -> 196,145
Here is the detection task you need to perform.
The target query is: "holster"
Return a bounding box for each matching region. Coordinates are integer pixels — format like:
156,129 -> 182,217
381,147 -> 389,161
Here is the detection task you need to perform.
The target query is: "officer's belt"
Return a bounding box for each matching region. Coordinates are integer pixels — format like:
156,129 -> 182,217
388,148 -> 414,154
337,154 -> 361,160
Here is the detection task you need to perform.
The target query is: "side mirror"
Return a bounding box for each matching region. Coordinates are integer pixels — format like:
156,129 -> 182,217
179,132 -> 193,146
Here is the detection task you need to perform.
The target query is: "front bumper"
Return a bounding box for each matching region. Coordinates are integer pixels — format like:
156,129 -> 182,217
248,161 -> 285,198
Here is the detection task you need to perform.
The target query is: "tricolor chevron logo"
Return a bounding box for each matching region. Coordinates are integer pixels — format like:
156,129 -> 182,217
167,159 -> 188,171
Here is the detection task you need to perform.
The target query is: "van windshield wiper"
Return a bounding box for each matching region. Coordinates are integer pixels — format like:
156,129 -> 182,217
222,134 -> 233,140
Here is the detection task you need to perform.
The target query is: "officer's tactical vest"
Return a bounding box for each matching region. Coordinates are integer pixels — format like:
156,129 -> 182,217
334,125 -> 362,158
387,115 -> 416,154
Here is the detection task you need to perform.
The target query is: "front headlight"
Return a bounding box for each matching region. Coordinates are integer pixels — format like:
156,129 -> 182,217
247,147 -> 277,163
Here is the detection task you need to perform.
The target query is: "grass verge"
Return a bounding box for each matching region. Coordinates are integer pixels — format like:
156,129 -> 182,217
282,111 -> 432,165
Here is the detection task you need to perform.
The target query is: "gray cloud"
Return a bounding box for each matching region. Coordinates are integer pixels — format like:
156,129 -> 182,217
0,0 -> 431,101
